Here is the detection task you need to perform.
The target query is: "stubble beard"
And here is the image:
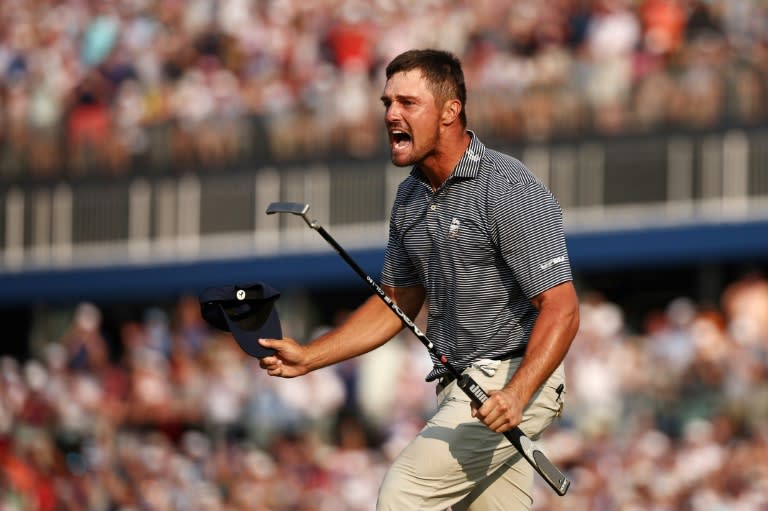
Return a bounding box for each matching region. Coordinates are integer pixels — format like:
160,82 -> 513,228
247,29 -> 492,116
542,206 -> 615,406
389,131 -> 439,168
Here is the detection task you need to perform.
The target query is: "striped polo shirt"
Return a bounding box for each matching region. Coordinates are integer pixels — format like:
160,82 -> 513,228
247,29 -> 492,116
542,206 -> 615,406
381,132 -> 573,381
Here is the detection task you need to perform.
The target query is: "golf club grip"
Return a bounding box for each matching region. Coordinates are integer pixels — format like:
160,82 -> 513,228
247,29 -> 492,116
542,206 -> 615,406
456,375 -> 570,496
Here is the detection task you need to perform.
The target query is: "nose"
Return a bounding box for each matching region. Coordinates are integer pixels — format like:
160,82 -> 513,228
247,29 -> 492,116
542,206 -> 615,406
384,102 -> 401,124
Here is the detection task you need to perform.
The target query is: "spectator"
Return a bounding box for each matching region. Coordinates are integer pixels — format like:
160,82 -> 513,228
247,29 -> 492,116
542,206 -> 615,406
58,302 -> 109,373
2,0 -> 768,178
1,275 -> 767,509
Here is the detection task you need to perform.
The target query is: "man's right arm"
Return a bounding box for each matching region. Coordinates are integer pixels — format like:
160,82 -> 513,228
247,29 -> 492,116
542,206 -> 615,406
258,284 -> 425,378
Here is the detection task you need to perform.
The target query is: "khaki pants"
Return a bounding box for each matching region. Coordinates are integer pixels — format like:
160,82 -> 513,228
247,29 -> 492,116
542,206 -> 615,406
377,358 -> 565,511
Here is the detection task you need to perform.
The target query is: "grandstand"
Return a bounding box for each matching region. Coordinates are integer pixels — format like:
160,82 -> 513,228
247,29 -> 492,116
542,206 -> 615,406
1,1 -> 767,510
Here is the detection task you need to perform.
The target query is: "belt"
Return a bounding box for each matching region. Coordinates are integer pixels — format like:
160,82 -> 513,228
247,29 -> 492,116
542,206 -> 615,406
438,346 -> 526,386
490,345 -> 527,361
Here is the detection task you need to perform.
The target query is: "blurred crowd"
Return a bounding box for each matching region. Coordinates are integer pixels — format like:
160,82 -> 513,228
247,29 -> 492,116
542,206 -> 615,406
1,272 -> 768,510
1,0 -> 768,178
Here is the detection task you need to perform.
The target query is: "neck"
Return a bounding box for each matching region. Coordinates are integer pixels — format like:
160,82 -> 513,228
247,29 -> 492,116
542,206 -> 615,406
420,130 -> 471,190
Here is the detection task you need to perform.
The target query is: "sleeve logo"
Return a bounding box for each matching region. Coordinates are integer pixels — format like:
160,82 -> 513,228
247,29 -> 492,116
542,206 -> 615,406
539,255 -> 566,270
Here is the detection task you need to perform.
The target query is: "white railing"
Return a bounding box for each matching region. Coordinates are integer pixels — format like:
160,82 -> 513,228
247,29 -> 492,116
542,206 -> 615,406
2,129 -> 767,272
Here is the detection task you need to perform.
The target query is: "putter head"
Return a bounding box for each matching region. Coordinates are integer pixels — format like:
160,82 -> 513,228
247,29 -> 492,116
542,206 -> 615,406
266,202 -> 310,217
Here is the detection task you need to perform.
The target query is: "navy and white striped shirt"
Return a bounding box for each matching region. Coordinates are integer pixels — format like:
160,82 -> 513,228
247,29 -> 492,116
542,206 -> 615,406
381,132 -> 573,381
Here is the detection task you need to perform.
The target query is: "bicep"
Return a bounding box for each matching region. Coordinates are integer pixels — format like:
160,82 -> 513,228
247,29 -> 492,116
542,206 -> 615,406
530,281 -> 580,331
382,284 -> 426,321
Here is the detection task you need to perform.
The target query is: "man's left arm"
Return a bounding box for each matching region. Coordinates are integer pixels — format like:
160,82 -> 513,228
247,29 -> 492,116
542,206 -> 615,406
472,280 -> 579,433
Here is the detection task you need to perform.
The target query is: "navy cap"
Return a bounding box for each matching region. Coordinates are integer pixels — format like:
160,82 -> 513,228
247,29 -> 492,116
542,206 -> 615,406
199,282 -> 281,358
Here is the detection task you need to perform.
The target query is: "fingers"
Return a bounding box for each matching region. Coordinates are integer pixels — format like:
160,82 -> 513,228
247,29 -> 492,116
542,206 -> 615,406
259,355 -> 288,377
256,337 -> 306,378
472,390 -> 521,433
257,338 -> 284,372
263,360 -> 284,376
257,338 -> 279,360
258,337 -> 280,351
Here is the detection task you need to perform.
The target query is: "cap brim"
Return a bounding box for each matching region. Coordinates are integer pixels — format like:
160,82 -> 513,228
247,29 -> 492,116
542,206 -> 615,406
217,301 -> 280,358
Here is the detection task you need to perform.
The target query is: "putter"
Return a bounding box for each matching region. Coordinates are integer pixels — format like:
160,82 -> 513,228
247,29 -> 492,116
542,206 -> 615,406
266,201 -> 571,496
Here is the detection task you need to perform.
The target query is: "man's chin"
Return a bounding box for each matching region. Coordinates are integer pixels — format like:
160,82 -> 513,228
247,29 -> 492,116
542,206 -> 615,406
389,151 -> 414,167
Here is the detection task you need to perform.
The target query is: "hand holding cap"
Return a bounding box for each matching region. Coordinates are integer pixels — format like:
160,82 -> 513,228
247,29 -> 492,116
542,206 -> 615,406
198,281 -> 282,358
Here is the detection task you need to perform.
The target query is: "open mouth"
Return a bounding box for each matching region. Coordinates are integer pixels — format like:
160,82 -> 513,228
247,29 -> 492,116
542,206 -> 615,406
390,129 -> 412,150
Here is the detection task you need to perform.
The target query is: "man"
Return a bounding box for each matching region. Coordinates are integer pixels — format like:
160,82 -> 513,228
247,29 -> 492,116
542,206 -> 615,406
258,49 -> 579,511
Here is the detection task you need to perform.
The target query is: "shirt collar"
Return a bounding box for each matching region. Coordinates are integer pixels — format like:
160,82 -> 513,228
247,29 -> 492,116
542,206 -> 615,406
453,130 -> 485,179
410,130 -> 486,182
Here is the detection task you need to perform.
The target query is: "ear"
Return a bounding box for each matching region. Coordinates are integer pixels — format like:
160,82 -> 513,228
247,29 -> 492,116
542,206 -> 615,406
441,99 -> 462,126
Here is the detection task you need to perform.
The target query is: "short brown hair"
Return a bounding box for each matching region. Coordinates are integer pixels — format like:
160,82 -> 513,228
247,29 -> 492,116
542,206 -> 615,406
385,49 -> 467,126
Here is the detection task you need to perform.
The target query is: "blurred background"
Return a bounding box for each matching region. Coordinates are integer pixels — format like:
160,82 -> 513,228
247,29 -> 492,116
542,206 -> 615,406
1,0 -> 767,509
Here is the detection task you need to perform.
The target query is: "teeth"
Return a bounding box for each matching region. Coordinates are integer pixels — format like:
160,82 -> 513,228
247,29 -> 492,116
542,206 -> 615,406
391,130 -> 409,141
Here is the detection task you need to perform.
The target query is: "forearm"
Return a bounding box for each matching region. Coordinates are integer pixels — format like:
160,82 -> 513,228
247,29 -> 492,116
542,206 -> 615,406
505,282 -> 580,404
303,291 -> 412,371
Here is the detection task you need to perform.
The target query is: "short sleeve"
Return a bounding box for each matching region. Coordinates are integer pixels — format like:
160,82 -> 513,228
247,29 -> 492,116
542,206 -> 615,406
381,198 -> 421,288
493,181 -> 572,298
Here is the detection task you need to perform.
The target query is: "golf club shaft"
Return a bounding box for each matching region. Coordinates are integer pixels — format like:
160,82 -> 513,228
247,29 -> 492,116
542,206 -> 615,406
267,202 -> 570,496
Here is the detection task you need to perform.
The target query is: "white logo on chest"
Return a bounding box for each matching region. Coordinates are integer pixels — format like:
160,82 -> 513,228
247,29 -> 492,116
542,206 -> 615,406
448,218 -> 461,238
